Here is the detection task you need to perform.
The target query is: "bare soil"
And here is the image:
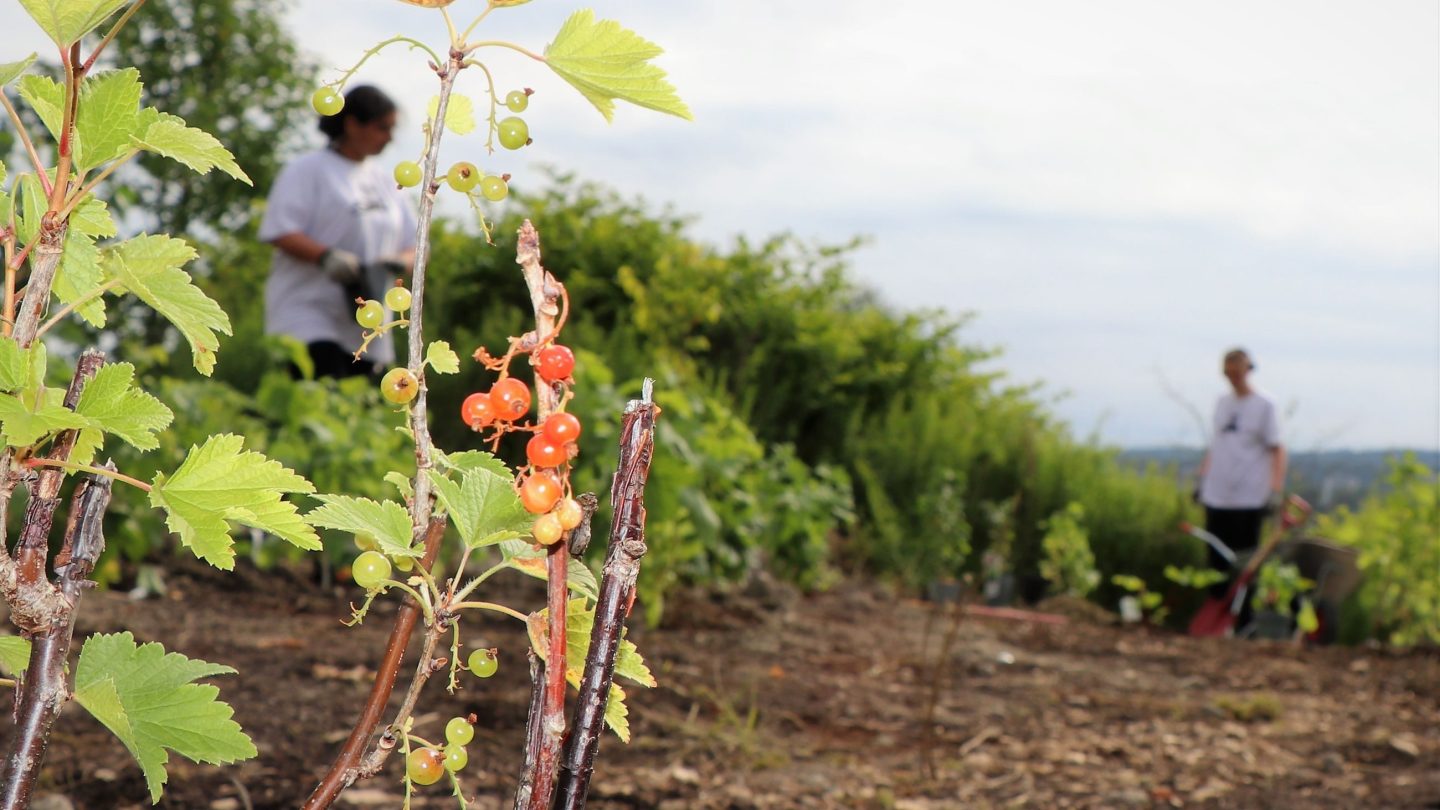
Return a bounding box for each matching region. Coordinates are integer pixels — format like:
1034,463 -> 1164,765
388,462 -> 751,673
8,559 -> 1438,809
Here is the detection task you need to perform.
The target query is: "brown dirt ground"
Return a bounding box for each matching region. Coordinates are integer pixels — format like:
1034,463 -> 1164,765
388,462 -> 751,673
6,559 -> 1438,810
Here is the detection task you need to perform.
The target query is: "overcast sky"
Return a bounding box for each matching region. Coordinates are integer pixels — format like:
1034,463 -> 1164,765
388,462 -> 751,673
4,1 -> 1437,449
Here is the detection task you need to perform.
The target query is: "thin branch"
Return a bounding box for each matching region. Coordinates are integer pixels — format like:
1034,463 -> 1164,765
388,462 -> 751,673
0,95 -> 51,197
34,278 -> 124,339
300,516 -> 447,810
451,600 -> 529,623
554,382 -> 658,809
81,0 -> 149,72
54,151 -> 139,222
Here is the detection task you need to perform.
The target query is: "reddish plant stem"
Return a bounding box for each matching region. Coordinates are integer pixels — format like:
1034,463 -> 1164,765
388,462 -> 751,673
554,382 -> 657,809
0,471 -> 114,810
513,221 -> 569,810
301,515 -> 447,810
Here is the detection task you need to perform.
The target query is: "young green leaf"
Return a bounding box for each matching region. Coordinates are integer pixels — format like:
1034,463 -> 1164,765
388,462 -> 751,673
15,74 -> 63,144
74,68 -> 144,170
132,112 -> 251,184
383,471 -> 414,501
0,337 -> 33,392
149,434 -> 319,569
526,600 -> 652,741
106,234 -> 232,375
436,448 -> 512,479
0,54 -> 36,87
304,494 -> 419,558
505,551 -> 600,602
425,340 -> 460,374
545,10 -> 692,123
75,362 -> 175,451
0,634 -> 32,675
17,0 -> 130,48
0,392 -> 93,448
73,632 -> 256,804
427,94 -> 476,135
428,468 -> 531,549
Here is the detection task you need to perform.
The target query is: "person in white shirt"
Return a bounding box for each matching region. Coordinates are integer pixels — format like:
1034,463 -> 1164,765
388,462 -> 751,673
260,85 -> 416,378
1196,348 -> 1288,590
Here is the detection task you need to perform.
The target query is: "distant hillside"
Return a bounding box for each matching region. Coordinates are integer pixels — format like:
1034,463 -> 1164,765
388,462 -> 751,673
1119,447 -> 1439,511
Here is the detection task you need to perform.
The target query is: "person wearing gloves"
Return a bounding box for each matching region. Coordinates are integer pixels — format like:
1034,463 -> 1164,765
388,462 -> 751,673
1195,347 -> 1288,592
261,85 -> 416,379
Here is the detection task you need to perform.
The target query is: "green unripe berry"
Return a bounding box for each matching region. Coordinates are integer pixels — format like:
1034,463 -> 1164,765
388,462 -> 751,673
443,744 -> 468,772
480,175 -> 508,202
312,87 -> 344,116
497,117 -> 529,150
356,299 -> 384,330
385,286 -> 412,312
393,160 -> 422,188
380,367 -> 419,405
505,90 -> 530,113
352,551 -> 391,591
446,161 -> 480,193
445,716 -> 475,746
468,648 -> 498,678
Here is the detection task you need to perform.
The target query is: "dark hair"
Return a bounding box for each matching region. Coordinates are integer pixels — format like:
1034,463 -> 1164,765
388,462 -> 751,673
1223,347 -> 1255,371
318,85 -> 397,141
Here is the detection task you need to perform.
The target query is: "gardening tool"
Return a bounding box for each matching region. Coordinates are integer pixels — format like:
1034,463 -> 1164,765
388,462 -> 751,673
1187,495 -> 1311,638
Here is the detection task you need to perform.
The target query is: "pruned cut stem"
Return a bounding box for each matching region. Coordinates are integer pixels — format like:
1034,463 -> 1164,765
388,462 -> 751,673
554,381 -> 658,809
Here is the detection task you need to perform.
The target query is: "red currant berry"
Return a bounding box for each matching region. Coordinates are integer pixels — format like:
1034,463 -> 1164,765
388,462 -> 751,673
462,392 -> 496,429
490,378 -> 532,421
535,345 -> 575,382
542,412 -> 581,444
526,433 -> 568,468
520,472 -> 562,514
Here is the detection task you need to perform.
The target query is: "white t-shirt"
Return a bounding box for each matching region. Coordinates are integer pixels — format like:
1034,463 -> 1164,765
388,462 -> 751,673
1199,390 -> 1282,509
259,149 -> 416,365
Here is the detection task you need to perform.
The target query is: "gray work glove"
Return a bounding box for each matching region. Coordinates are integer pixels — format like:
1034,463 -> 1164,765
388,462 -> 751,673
318,248 -> 362,286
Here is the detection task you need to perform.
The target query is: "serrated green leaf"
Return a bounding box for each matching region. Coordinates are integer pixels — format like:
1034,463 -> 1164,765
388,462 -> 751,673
70,426 -> 104,468
437,449 -> 512,480
132,112 -> 250,184
427,94 -> 476,135
384,471 -> 414,501
0,393 -> 92,447
74,632 -> 256,804
505,551 -> 600,604
75,362 -> 174,451
526,600 -> 650,741
74,68 -> 143,170
13,172 -> 46,249
0,54 -> 36,87
0,635 -> 31,674
425,340 -> 459,374
545,10 -> 691,123
0,337 -> 32,392
15,74 -> 63,144
304,495 -> 418,558
18,0 -> 130,48
428,468 -> 531,549
70,194 -> 117,238
55,228 -> 106,327
106,235 -> 231,375
149,434 -> 318,569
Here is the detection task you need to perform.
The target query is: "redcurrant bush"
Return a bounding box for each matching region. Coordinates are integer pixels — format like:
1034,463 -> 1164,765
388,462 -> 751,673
555,498 -> 583,531
380,367 -> 419,405
393,160 -> 422,188
535,344 -> 575,382
461,392 -> 497,429
526,433 -> 568,468
468,648 -> 499,678
542,412 -> 581,444
352,551 -> 392,590
480,174 -> 508,202
489,377 -> 531,421
445,717 -> 475,746
532,512 -> 563,546
385,285 -> 412,312
312,87 -> 343,116
355,300 -> 384,330
406,748 -> 445,786
446,161 -> 480,193
505,89 -> 530,112
498,116 -> 530,149
520,473 -> 562,514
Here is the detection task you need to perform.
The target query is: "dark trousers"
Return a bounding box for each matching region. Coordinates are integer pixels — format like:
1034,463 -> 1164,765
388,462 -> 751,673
1204,507 -> 1265,598
291,340 -> 376,381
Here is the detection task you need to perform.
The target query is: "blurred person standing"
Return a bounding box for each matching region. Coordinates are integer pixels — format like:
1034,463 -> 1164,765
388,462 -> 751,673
260,85 -> 415,379
1195,348 -> 1288,585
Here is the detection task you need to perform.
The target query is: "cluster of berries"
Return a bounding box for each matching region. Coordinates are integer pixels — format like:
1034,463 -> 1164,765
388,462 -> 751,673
353,286 -> 421,404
